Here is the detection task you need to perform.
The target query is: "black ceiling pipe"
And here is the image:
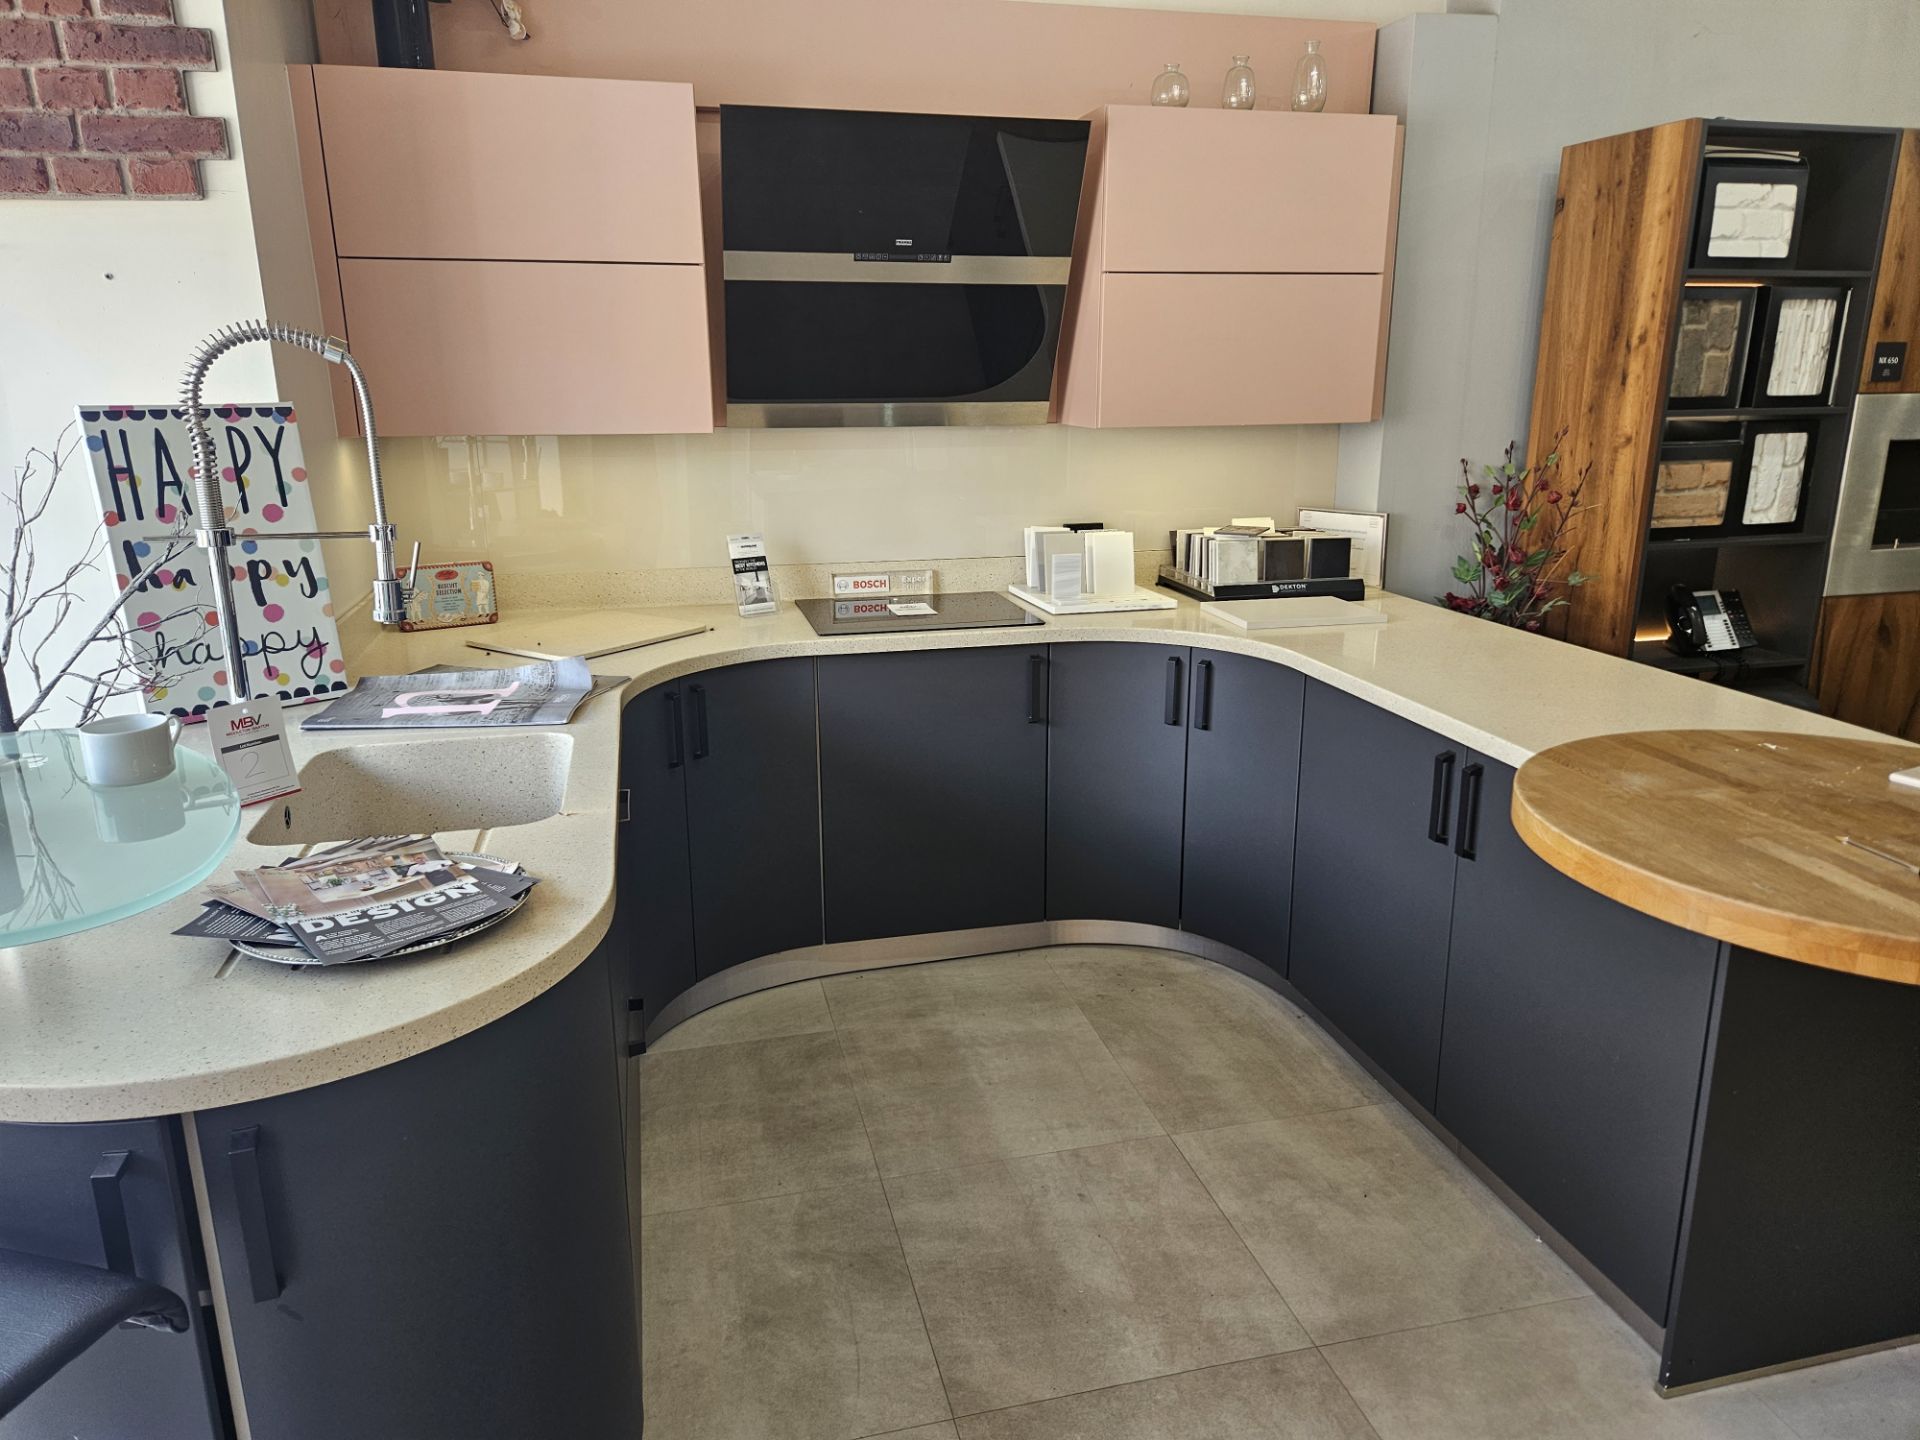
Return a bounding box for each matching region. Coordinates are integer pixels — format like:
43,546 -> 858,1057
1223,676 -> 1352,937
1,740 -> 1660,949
370,0 -> 436,69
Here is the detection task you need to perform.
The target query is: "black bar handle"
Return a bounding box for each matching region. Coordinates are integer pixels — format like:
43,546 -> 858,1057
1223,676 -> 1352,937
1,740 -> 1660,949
1195,658 -> 1215,731
1456,762 -> 1484,861
90,1150 -> 135,1277
688,684 -> 710,760
1428,750 -> 1457,845
1026,653 -> 1048,724
1163,655 -> 1184,726
665,691 -> 685,768
227,1127 -> 282,1303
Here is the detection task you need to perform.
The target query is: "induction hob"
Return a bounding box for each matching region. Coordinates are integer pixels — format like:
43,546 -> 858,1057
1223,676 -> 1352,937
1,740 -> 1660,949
794,591 -> 1045,636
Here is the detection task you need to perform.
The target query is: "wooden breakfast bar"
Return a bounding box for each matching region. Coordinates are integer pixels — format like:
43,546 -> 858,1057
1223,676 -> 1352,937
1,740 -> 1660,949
1513,732 -> 1920,1390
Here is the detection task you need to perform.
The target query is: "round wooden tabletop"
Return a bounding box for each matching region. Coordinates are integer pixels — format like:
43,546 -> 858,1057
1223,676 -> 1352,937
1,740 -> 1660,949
1513,730 -> 1920,987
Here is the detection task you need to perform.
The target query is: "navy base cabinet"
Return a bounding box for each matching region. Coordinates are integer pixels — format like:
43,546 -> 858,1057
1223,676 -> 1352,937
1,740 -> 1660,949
1047,643 -> 1191,927
617,680 -> 698,1038
1179,651 -> 1305,973
193,949 -> 639,1440
819,647 -> 1047,942
682,658 -> 822,975
0,1117 -> 225,1440
1289,680 -> 1461,1109
1436,759 -> 1720,1326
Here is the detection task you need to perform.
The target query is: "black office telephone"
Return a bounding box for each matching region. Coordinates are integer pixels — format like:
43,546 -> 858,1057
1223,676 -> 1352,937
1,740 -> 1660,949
1665,585 -> 1758,655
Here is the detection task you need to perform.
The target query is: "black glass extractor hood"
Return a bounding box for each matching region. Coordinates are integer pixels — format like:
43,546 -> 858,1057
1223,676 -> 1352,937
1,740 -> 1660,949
719,105 -> 1090,427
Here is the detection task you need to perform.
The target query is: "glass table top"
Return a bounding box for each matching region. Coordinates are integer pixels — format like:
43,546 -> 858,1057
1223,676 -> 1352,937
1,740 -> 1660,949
0,729 -> 241,948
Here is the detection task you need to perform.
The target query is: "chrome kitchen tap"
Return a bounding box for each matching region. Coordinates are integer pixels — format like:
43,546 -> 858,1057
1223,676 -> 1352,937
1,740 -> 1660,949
170,321 -> 419,703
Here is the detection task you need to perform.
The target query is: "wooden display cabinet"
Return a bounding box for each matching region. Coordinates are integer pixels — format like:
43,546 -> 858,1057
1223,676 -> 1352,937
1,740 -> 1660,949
1528,119 -> 1903,695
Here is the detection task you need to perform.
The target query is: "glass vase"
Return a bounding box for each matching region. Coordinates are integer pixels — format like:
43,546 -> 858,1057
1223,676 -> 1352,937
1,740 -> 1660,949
1149,62 -> 1190,108
1222,55 -> 1256,110
1291,39 -> 1328,112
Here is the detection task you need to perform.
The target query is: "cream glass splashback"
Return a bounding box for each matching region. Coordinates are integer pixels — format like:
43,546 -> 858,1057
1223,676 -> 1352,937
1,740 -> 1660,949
377,425 -> 1341,574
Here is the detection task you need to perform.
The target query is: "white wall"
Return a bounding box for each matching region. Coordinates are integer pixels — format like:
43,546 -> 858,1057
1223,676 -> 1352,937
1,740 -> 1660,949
1357,0 -> 1920,601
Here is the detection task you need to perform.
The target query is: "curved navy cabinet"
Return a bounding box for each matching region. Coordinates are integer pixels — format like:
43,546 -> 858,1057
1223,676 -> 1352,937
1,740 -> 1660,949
192,947 -> 637,1440
615,641 -> 1918,1392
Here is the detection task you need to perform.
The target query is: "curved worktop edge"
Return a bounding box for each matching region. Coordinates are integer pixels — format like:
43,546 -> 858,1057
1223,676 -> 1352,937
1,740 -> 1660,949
0,592 -> 1885,1122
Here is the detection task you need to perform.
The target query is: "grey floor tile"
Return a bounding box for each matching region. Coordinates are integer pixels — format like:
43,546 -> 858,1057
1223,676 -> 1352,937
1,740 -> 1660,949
645,979 -> 836,1053
828,955 -> 1162,1176
1322,1297 -> 1802,1440
1746,1342 -> 1920,1440
953,1351 -> 1380,1438
823,952 -> 1074,1031
886,1136 -> 1311,1417
639,1029 -> 876,1213
869,1427 -> 961,1440
1048,947 -> 1380,1133
1174,1104 -> 1586,1343
642,1181 -> 952,1440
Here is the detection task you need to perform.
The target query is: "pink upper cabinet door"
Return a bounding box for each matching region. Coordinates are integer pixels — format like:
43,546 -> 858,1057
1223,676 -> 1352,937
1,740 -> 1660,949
1094,272 -> 1388,427
338,259 -> 714,436
1097,108 -> 1401,275
313,67 -> 702,265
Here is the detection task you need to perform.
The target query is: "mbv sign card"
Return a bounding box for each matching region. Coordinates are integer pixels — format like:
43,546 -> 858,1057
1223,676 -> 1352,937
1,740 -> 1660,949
77,403 -> 349,720
209,696 -> 301,806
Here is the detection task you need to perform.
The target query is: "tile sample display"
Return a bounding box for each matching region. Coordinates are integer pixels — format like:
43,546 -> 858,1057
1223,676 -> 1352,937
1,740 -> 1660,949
1669,289 -> 1753,405
1703,178 -> 1801,261
1652,454 -> 1735,528
1762,294 -> 1840,398
1743,430 -> 1810,525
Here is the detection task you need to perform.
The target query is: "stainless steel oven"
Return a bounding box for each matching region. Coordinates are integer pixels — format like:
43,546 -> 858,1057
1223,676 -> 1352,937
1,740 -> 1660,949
1825,392 -> 1920,595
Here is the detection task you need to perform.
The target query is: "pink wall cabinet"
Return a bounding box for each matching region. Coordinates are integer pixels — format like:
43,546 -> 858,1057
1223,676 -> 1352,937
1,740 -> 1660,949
1054,107 -> 1403,428
289,66 -> 712,436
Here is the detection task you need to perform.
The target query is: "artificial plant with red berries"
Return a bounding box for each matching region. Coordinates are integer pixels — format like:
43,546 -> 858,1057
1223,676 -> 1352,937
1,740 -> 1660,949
1441,430 -> 1590,631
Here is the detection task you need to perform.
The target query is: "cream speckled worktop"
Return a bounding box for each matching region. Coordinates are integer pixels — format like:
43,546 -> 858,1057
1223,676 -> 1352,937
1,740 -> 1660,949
0,591 -> 1877,1122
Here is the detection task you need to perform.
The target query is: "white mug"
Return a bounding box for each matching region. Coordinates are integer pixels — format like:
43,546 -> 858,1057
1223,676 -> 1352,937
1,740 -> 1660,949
75,713 -> 183,787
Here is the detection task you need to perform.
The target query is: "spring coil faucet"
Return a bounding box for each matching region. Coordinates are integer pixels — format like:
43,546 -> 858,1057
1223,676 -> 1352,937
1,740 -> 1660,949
174,321 -> 419,702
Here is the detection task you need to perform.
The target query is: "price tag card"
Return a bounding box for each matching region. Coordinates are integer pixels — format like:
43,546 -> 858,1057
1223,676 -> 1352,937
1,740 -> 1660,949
210,696 -> 302,806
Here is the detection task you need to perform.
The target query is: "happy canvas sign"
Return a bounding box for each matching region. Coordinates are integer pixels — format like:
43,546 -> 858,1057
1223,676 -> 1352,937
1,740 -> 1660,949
78,403 -> 349,719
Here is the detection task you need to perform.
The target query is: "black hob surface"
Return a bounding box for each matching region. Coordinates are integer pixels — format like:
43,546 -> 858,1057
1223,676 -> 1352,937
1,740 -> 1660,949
794,591 -> 1045,636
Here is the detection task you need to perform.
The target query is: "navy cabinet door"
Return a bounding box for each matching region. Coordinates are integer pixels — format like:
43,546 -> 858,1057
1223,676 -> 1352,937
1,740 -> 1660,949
818,647 -> 1046,942
617,681 -> 697,1033
1289,680 -> 1458,1109
0,1117 -> 224,1440
196,949 -> 638,1440
1046,643 -> 1190,927
1180,651 -> 1305,973
1438,759 -> 1720,1326
683,658 -> 823,974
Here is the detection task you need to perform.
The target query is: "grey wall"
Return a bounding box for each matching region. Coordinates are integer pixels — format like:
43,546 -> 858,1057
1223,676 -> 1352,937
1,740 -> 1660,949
1348,0 -> 1920,603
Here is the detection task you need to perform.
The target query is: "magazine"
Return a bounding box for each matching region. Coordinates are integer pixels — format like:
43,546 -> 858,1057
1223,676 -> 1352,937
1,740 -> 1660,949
175,835 -> 537,964
302,657 -> 601,731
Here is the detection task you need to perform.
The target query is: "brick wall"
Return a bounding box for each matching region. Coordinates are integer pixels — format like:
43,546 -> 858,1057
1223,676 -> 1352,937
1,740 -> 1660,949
0,0 -> 226,199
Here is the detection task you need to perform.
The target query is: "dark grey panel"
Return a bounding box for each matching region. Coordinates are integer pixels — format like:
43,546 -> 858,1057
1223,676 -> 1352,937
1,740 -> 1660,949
0,1117 -> 223,1440
1180,652 -> 1305,973
1662,950 -> 1920,1388
818,648 -> 1046,942
682,658 -> 823,975
1046,643 -> 1190,927
195,949 -> 638,1440
1437,760 -> 1720,1324
1289,680 -> 1457,1109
